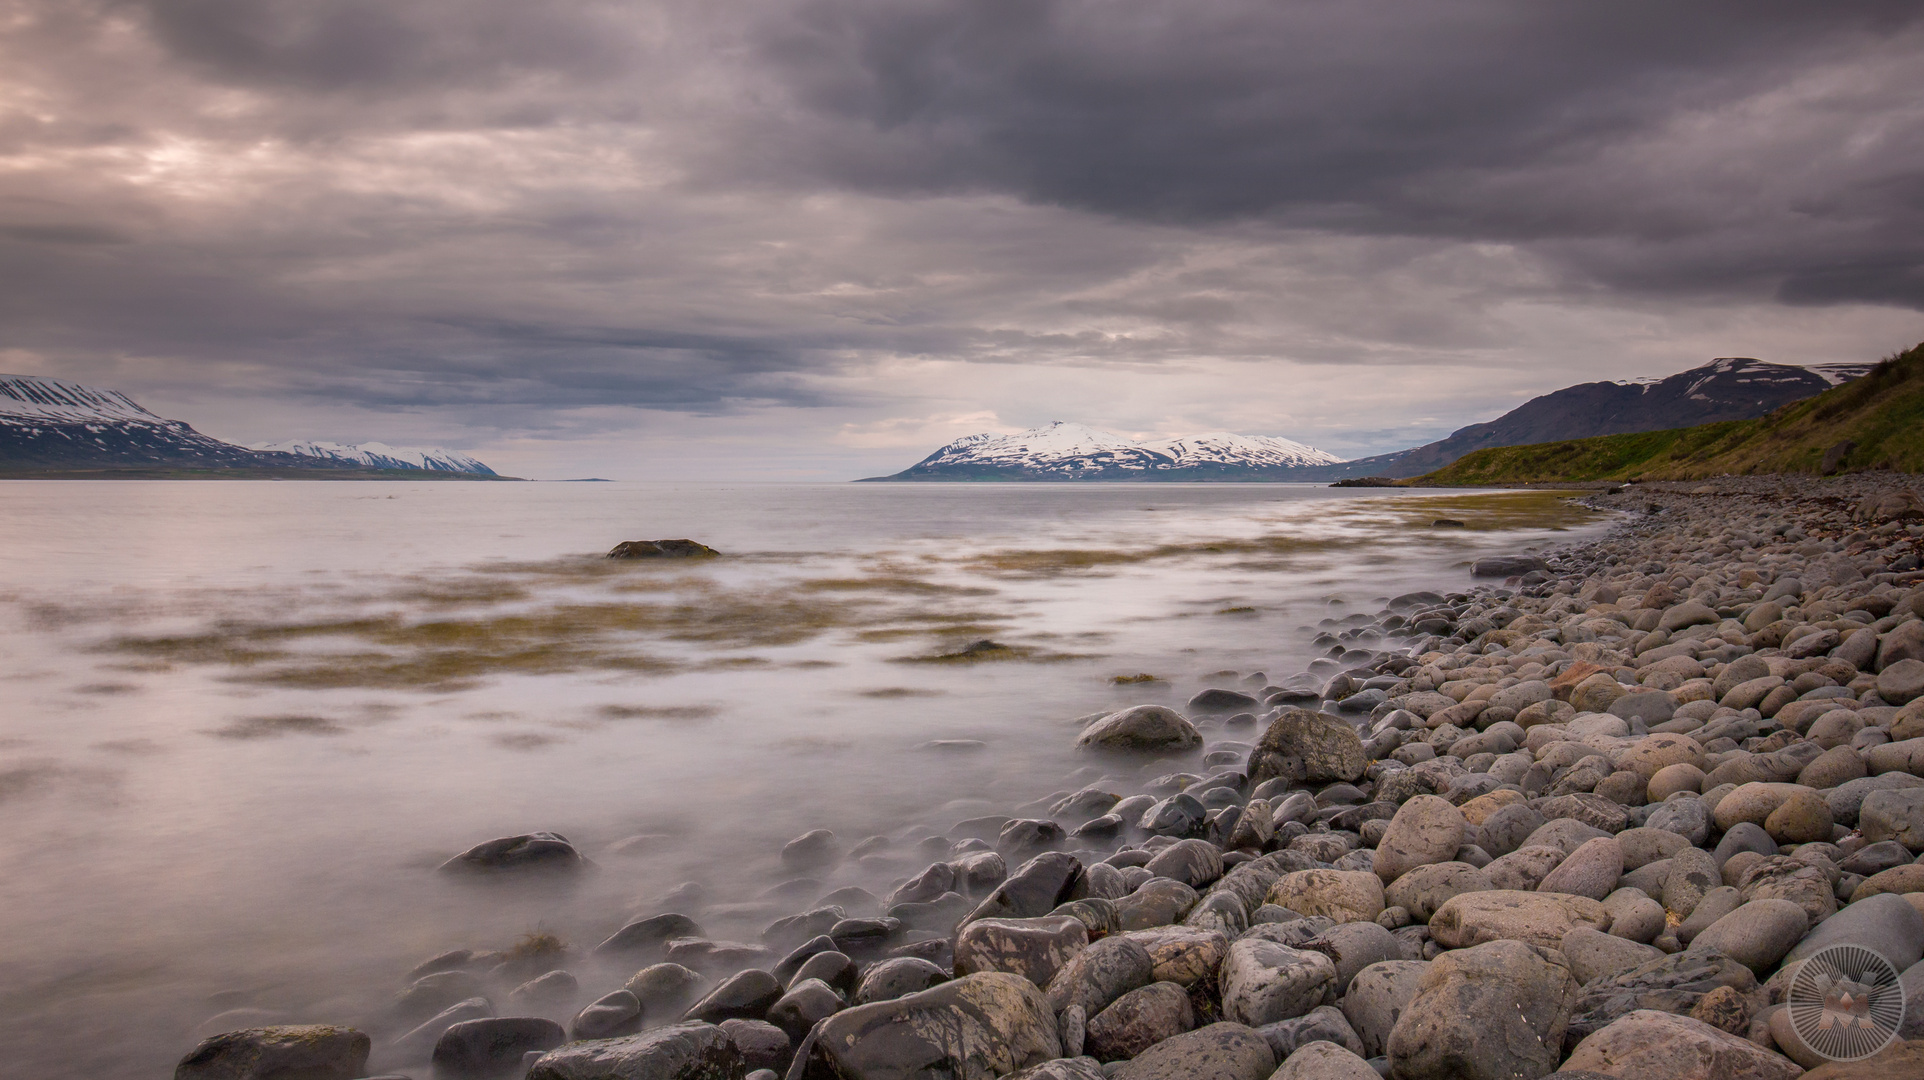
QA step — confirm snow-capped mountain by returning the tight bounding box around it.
[0,373,501,476]
[0,374,279,468]
[252,440,497,476]
[865,421,1342,481]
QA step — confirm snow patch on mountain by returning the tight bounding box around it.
[253,439,497,475]
[885,421,1340,479]
[1144,431,1342,468]
[0,375,165,424]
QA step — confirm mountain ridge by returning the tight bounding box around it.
[860,421,1342,481]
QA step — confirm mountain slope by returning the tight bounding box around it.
[864,421,1341,480]
[1417,342,1924,484]
[252,440,497,476]
[1342,357,1836,479]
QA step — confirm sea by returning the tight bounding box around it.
[0,480,1605,1076]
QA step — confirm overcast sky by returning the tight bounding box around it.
[5,1,1924,479]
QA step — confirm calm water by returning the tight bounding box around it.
[0,481,1602,1077]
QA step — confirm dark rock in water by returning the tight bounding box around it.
[887,862,957,907]
[571,990,643,1041]
[952,851,1010,897]
[788,951,858,996]
[718,1018,791,1074]
[781,829,840,870]
[1191,687,1259,711]
[763,907,844,948]
[828,917,900,955]
[684,969,783,1024]
[889,891,973,934]
[1076,705,1203,753]
[607,539,721,559]
[796,972,1060,1079]
[598,913,704,958]
[767,978,842,1042]
[394,970,489,1024]
[1470,555,1549,578]
[963,852,1088,926]
[1145,838,1225,889]
[624,963,708,1018]
[1432,519,1466,528]
[772,936,841,985]
[432,1018,566,1079]
[854,957,952,1005]
[1000,818,1067,857]
[526,1021,741,1080]
[1069,814,1124,842]
[393,997,493,1060]
[175,1025,370,1080]
[1138,793,1208,839]
[439,832,585,875]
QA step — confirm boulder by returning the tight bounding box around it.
[1800,1039,1924,1080]
[1254,1005,1365,1060]
[1373,796,1468,885]
[175,1026,370,1080]
[1077,706,1203,753]
[1113,878,1199,930]
[1538,837,1623,901]
[1384,862,1493,922]
[1561,926,1665,985]
[1122,927,1229,987]
[1107,1023,1274,1080]
[527,1021,742,1080]
[1045,935,1155,1018]
[607,539,720,559]
[1266,870,1385,924]
[964,853,1088,925]
[1218,939,1337,1027]
[432,1018,567,1079]
[1271,1040,1379,1080]
[796,973,1060,1080]
[853,957,950,1006]
[684,970,783,1025]
[598,914,705,958]
[1560,1009,1800,1080]
[1007,1059,1108,1080]
[1248,709,1367,787]
[1386,939,1578,1080]
[1341,960,1430,1058]
[1862,788,1924,852]
[439,832,585,875]
[955,917,1088,988]
[1145,839,1225,890]
[572,991,644,1042]
[1428,890,1611,950]
[1084,982,1196,1061]
[1566,949,1761,1047]
[1786,891,1924,971]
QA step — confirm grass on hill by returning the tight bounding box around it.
[1418,341,1924,485]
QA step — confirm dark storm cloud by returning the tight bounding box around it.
[1,0,1922,464]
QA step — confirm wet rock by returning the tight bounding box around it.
[439,832,585,875]
[1046,935,1155,1018]
[509,970,578,1009]
[797,972,1059,1079]
[1561,1009,1800,1080]
[394,971,489,1024]
[766,979,841,1043]
[1145,839,1224,889]
[625,964,708,1017]
[526,1021,742,1080]
[175,1026,370,1080]
[1108,1022,1274,1080]
[1051,897,1121,939]
[718,1019,791,1074]
[432,1018,567,1080]
[1218,938,1337,1027]
[964,852,1087,925]
[1248,708,1367,787]
[1084,981,1197,1061]
[852,957,950,1005]
[607,539,720,559]
[1138,794,1208,839]
[571,990,643,1042]
[782,830,840,871]
[393,998,493,1060]
[1077,706,1203,753]
[1386,939,1577,1080]
[598,914,705,959]
[1114,877,1200,930]
[1191,688,1259,711]
[1183,890,1248,935]
[1428,889,1611,950]
[683,969,783,1024]
[955,916,1089,988]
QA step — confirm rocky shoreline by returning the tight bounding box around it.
[178,474,1924,1080]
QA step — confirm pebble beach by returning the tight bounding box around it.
[176,474,1924,1080]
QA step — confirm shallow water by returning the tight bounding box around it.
[0,481,1604,1076]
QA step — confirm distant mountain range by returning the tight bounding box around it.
[0,375,499,476]
[861,422,1342,481]
[863,357,1865,482]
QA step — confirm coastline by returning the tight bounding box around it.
[177,473,1924,1079]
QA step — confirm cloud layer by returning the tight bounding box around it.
[3,1,1923,476]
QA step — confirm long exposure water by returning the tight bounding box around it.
[0,480,1607,1076]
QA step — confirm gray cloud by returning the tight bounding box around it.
[1,1,1922,476]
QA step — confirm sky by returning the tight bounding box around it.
[4,1,1924,480]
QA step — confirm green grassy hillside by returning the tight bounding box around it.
[1418,342,1924,485]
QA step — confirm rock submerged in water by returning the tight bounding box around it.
[607,539,721,559]
[175,1026,370,1080]
[1074,705,1202,753]
[439,832,586,875]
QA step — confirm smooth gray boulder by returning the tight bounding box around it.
[1108,1022,1274,1080]
[1271,1040,1378,1080]
[1218,938,1336,1027]
[175,1026,370,1080]
[528,1021,742,1080]
[795,973,1059,1079]
[1385,939,1578,1080]
[1341,960,1429,1059]
[1077,706,1202,753]
[1084,981,1196,1061]
[1783,891,1924,970]
[954,916,1088,988]
[1045,935,1155,1018]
